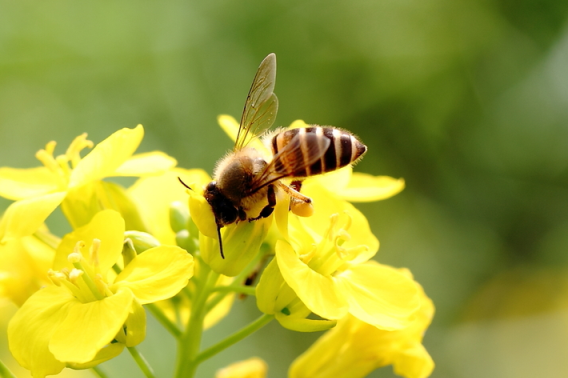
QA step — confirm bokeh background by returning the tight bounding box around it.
[2,0,568,377]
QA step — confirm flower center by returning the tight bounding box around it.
[34,134,94,189]
[304,212,368,276]
[48,239,111,303]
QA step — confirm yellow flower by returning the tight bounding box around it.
[7,210,194,377]
[128,168,211,245]
[257,186,419,331]
[0,125,176,242]
[216,357,268,378]
[0,228,56,306]
[289,275,435,378]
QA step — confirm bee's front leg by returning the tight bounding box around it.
[249,184,276,221]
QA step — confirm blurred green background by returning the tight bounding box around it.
[2,0,568,377]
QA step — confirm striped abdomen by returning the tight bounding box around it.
[270,126,367,177]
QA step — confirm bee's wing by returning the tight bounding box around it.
[247,133,331,195]
[235,53,278,151]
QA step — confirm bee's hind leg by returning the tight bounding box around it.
[276,181,314,217]
[249,184,276,221]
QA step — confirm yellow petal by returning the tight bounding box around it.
[113,245,194,304]
[311,166,352,194]
[275,312,337,332]
[216,357,268,378]
[66,343,125,370]
[338,173,405,202]
[0,191,67,243]
[188,187,218,239]
[299,181,379,263]
[69,125,144,188]
[393,343,435,378]
[276,241,348,320]
[124,299,146,347]
[7,286,75,377]
[0,236,54,306]
[129,168,211,244]
[0,167,61,200]
[113,151,177,176]
[49,288,134,363]
[255,258,283,315]
[273,192,290,240]
[336,263,420,330]
[53,210,125,274]
[61,181,146,231]
[201,217,271,277]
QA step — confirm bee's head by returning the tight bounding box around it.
[204,181,239,226]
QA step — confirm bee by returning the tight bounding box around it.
[183,53,367,258]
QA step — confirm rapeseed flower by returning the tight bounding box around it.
[7,210,193,377]
[0,125,175,242]
[289,271,434,378]
[0,228,56,306]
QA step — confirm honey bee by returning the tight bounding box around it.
[182,53,367,258]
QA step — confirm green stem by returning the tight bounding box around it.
[210,285,257,296]
[0,360,17,378]
[145,303,182,338]
[90,365,109,378]
[127,346,155,378]
[175,263,219,378]
[195,313,274,365]
[205,250,267,313]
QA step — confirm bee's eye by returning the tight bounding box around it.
[206,181,217,192]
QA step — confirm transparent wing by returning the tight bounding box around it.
[235,53,278,151]
[246,133,331,195]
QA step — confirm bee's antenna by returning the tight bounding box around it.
[216,225,225,259]
[177,177,193,191]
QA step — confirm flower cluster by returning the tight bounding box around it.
[0,118,434,378]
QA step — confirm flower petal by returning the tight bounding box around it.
[49,288,134,363]
[66,343,125,370]
[113,245,194,304]
[216,357,268,378]
[256,258,283,315]
[299,181,379,263]
[69,125,144,188]
[7,286,75,377]
[201,216,271,277]
[0,191,67,243]
[0,236,54,306]
[124,299,146,347]
[129,168,211,244]
[276,241,348,320]
[393,343,435,378]
[336,263,420,330]
[113,151,177,176]
[53,210,125,274]
[311,166,352,194]
[275,312,337,332]
[188,187,218,239]
[0,167,61,200]
[338,173,405,202]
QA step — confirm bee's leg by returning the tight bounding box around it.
[249,184,276,221]
[238,207,247,222]
[276,181,314,217]
[290,179,303,193]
